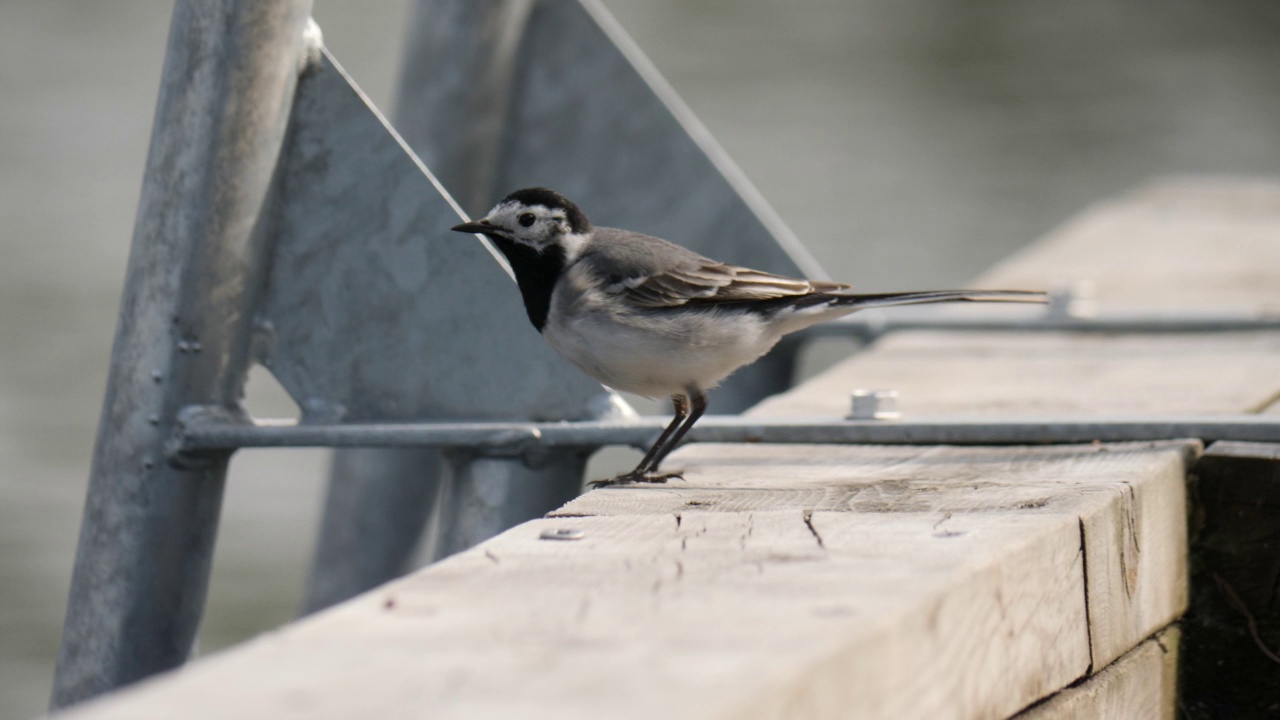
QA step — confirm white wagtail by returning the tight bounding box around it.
[452,187,1047,487]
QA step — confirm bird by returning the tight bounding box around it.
[452,187,1047,487]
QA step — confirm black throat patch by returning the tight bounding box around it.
[487,236,565,332]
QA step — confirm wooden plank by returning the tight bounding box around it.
[972,177,1280,312]
[61,511,1089,720]
[1015,627,1179,720]
[753,332,1280,418]
[754,176,1280,419]
[559,441,1193,673]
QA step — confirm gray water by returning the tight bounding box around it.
[2,1,1278,716]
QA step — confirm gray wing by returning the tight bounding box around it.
[583,227,846,309]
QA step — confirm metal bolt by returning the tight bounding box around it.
[849,389,900,421]
[150,369,164,382]
[539,527,585,541]
[1046,280,1097,320]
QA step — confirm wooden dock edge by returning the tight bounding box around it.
[49,179,1280,719]
[1015,627,1179,720]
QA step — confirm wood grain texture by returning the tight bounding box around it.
[61,511,1088,720]
[1015,628,1180,720]
[560,441,1193,672]
[687,176,1279,681]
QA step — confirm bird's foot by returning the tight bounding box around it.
[588,470,684,489]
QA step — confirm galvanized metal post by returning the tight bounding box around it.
[394,0,534,216]
[51,0,314,708]
[303,0,570,610]
[301,449,443,612]
[438,451,591,557]
[396,0,579,560]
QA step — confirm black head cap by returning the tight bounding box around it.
[502,187,591,233]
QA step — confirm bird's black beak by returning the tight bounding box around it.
[451,219,495,234]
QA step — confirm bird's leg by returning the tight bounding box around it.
[644,389,706,473]
[589,390,707,488]
[589,395,688,488]
[634,394,690,475]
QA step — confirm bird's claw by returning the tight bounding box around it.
[588,470,684,489]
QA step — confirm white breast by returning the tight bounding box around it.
[542,269,783,398]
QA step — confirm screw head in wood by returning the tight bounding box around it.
[1046,279,1097,319]
[849,389,900,420]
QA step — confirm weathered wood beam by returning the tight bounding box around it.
[560,441,1193,676]
[1015,628,1179,720]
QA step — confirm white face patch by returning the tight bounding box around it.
[481,201,574,254]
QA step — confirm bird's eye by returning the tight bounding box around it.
[518,212,536,228]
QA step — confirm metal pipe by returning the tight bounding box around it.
[810,310,1280,342]
[176,413,1280,453]
[51,0,314,708]
[301,0,591,612]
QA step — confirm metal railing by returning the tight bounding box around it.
[811,308,1280,341]
[176,413,1280,455]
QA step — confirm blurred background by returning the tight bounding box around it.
[2,0,1279,716]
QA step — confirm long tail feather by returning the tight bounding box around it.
[831,289,1048,310]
